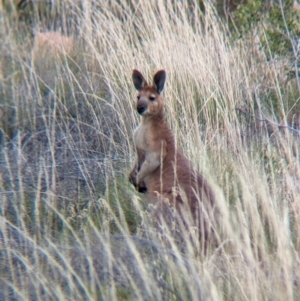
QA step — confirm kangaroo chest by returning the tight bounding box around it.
[134,123,153,151]
[134,121,171,168]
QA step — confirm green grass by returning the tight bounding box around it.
[0,1,300,300]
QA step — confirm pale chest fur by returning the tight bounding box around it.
[133,123,153,151]
[133,122,168,165]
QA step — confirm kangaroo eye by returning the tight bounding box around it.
[137,96,140,100]
[149,96,156,102]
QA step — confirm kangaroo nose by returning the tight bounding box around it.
[137,104,147,115]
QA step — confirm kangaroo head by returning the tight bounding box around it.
[132,69,166,117]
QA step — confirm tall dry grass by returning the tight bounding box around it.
[0,0,299,300]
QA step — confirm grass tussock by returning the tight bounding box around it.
[0,0,300,300]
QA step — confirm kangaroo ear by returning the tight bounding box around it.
[132,69,148,91]
[153,70,166,94]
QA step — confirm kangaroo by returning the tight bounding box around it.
[34,32,73,54]
[129,69,216,243]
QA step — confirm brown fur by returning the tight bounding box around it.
[129,69,216,243]
[34,32,73,54]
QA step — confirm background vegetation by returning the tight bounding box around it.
[0,0,299,300]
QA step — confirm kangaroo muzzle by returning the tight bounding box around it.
[137,103,148,115]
